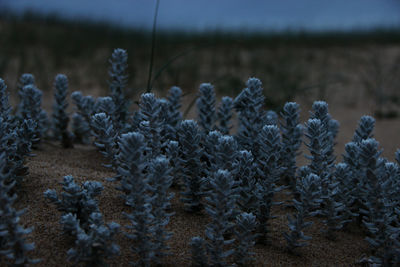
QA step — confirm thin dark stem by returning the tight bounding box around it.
[146,0,160,93]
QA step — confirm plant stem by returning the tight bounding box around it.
[146,0,160,93]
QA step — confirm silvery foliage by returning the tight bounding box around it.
[263,110,278,126]
[52,74,73,148]
[129,110,142,132]
[16,119,38,158]
[19,84,48,144]
[396,149,400,165]
[94,96,115,116]
[203,130,222,176]
[306,116,342,233]
[64,212,120,267]
[44,175,103,234]
[108,48,129,132]
[0,153,40,266]
[233,150,258,214]
[352,115,375,143]
[18,73,35,90]
[204,169,237,266]
[215,135,239,171]
[209,135,239,175]
[158,99,171,147]
[115,132,148,203]
[304,118,333,197]
[233,212,258,267]
[138,93,164,157]
[177,120,206,212]
[123,200,155,264]
[16,73,35,118]
[17,74,48,140]
[0,78,12,120]
[71,91,96,123]
[116,134,162,266]
[234,77,265,154]
[343,115,376,219]
[357,138,383,211]
[148,156,174,263]
[333,163,358,227]
[91,113,118,172]
[71,113,90,144]
[280,102,303,193]
[138,120,151,148]
[190,236,208,267]
[319,177,350,239]
[357,139,400,265]
[196,83,216,134]
[305,114,350,237]
[342,141,363,219]
[122,157,154,267]
[0,80,36,188]
[217,96,233,135]
[165,86,183,140]
[1,118,34,188]
[254,125,284,243]
[166,140,180,187]
[308,101,338,192]
[284,173,322,253]
[204,135,240,223]
[71,91,96,144]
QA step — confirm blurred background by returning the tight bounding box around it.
[1,1,400,153]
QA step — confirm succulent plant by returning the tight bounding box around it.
[177,120,205,212]
[217,96,233,135]
[108,48,129,132]
[196,83,216,134]
[52,74,73,148]
[44,175,103,233]
[204,169,237,266]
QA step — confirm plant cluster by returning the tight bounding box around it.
[52,74,73,148]
[0,78,41,265]
[3,47,400,266]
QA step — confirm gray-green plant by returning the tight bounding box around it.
[284,173,322,253]
[123,173,154,266]
[254,125,284,244]
[65,212,120,267]
[0,153,40,266]
[166,140,180,187]
[177,120,205,212]
[234,78,265,154]
[217,96,233,135]
[165,86,183,140]
[91,112,118,172]
[233,150,258,215]
[19,84,48,145]
[196,83,216,134]
[204,169,237,266]
[280,102,303,193]
[108,48,129,132]
[44,175,103,233]
[138,93,163,157]
[71,91,96,143]
[52,74,73,148]
[233,212,258,266]
[352,115,375,143]
[148,156,174,264]
[115,132,148,204]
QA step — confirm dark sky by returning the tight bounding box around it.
[2,0,400,31]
